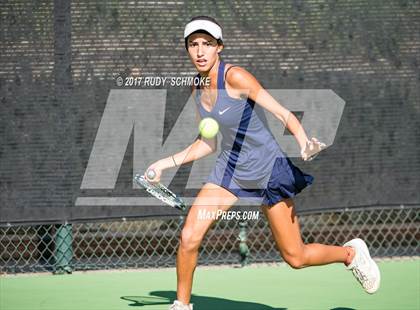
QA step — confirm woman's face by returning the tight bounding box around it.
[187,32,223,73]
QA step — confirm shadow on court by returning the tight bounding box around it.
[121,291,287,309]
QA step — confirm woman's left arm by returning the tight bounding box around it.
[226,67,308,150]
[226,67,326,160]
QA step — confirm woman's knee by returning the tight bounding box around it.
[180,226,204,252]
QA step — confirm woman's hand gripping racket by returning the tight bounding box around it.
[301,137,326,161]
[134,169,186,211]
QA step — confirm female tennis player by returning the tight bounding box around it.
[145,16,381,310]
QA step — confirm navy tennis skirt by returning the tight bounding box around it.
[208,156,313,206]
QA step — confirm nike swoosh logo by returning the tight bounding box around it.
[218,107,231,115]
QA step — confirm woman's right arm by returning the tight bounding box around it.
[158,135,217,170]
[144,105,217,181]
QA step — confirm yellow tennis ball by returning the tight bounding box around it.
[199,117,219,139]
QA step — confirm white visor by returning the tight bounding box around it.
[184,19,223,40]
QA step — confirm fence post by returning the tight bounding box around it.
[54,223,73,274]
[238,220,250,266]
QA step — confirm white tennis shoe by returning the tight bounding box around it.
[343,238,381,294]
[169,300,193,310]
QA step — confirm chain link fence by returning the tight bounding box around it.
[1,205,418,274]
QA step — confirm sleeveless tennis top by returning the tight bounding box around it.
[195,60,313,203]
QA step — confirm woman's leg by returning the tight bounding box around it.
[177,183,238,304]
[262,198,354,268]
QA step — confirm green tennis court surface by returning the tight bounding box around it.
[1,260,418,310]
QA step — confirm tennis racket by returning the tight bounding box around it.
[134,170,186,211]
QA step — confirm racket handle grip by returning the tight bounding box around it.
[146,169,156,180]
